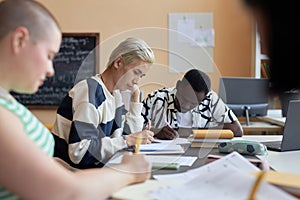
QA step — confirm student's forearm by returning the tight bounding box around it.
[125,102,144,132]
[74,167,135,199]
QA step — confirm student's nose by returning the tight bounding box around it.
[46,62,55,77]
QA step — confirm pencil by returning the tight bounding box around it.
[147,120,151,130]
[135,134,142,154]
[248,170,266,200]
[164,119,172,129]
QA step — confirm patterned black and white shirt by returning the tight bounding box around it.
[142,87,238,129]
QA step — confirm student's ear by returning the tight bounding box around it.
[11,27,29,54]
[113,56,123,69]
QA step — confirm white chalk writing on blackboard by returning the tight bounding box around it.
[11,33,99,107]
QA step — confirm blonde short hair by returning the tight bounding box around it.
[107,37,155,67]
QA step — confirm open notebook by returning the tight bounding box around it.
[112,152,297,200]
[263,100,300,152]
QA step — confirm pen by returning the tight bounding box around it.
[164,119,172,129]
[135,134,142,154]
[147,120,151,130]
[121,146,135,153]
[151,140,160,143]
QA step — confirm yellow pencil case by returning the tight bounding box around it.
[192,129,234,139]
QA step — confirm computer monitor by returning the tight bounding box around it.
[218,77,270,126]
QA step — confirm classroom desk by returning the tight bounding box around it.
[112,135,300,199]
[239,117,284,135]
[152,135,283,176]
[241,121,283,135]
[151,144,214,176]
[239,109,286,135]
[152,134,300,177]
[239,110,285,135]
[243,135,300,175]
[261,150,300,175]
[257,109,286,127]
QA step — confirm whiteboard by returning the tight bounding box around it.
[168,13,214,73]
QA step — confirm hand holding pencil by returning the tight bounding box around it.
[147,120,151,131]
[153,120,179,140]
[135,134,142,154]
[135,120,153,153]
[135,120,152,153]
[125,121,154,147]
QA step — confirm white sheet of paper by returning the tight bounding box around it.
[112,152,296,200]
[149,165,296,200]
[107,155,197,167]
[154,137,190,145]
[136,143,184,154]
[257,150,300,175]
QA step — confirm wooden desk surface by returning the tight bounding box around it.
[239,110,286,134]
[152,134,281,176]
[113,135,300,200]
[238,116,283,135]
[241,121,283,133]
[151,145,215,176]
[152,135,284,177]
[257,109,286,127]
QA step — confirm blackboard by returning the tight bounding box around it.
[11,33,99,108]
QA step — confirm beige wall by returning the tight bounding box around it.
[33,0,255,124]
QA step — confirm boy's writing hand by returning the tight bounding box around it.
[154,125,179,140]
[125,130,154,146]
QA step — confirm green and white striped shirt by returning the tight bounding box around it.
[0,89,54,200]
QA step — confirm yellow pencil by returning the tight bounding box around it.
[147,120,151,130]
[248,170,266,200]
[135,134,142,154]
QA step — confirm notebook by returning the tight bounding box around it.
[263,100,300,152]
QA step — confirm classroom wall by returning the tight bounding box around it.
[32,0,255,124]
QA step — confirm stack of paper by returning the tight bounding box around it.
[106,154,197,167]
[138,143,184,154]
[112,152,297,200]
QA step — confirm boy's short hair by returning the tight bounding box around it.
[107,37,155,67]
[0,0,60,41]
[182,69,211,94]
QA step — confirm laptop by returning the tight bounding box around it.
[263,100,300,152]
